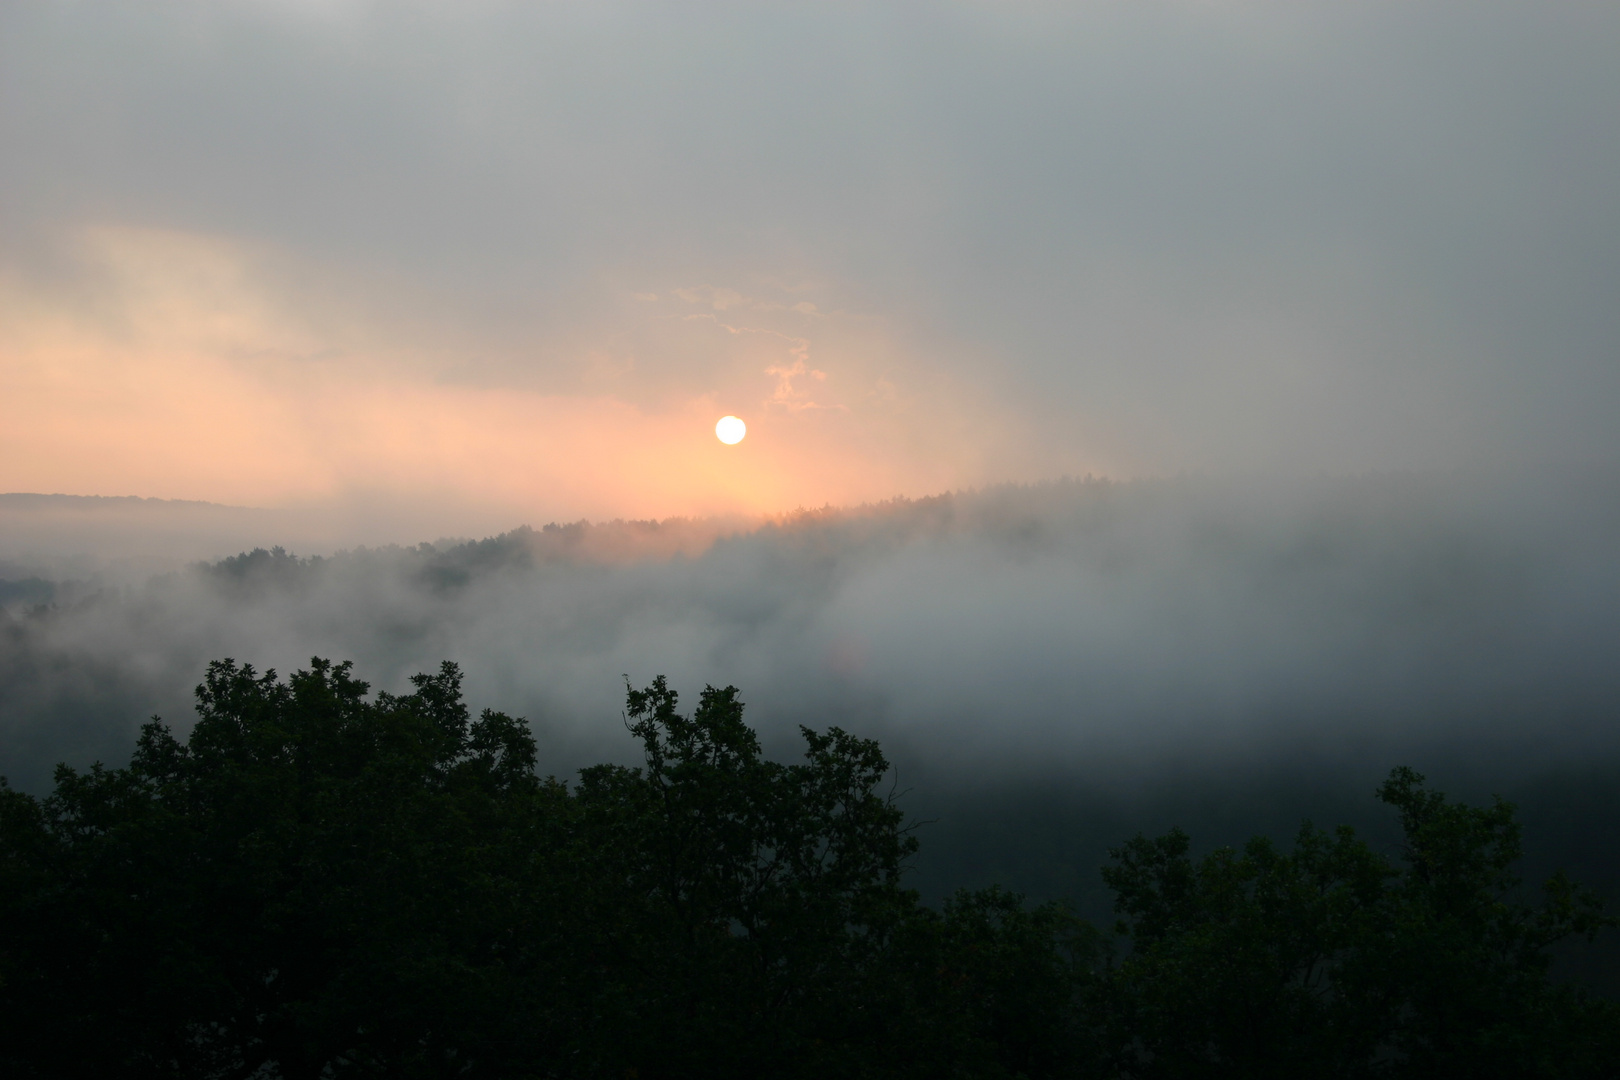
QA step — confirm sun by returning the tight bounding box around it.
[715,415,747,445]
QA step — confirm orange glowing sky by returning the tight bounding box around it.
[4,2,1617,530]
[0,227,1017,523]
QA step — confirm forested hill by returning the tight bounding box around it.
[2,657,1616,1078]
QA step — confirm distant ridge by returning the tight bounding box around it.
[0,493,251,511]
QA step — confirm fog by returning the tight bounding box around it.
[6,470,1618,788]
[8,470,1620,990]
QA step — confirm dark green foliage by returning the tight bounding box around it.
[1372,767,1616,1078]
[560,677,927,1076]
[1101,769,1620,1079]
[0,658,550,1077]
[1,660,1616,1078]
[1103,822,1395,1077]
[868,887,1105,1079]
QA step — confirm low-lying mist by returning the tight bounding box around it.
[5,470,1620,948]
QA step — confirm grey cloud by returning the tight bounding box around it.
[3,2,1617,476]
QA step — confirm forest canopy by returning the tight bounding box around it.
[1,658,1616,1079]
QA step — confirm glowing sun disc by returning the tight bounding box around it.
[715,415,747,445]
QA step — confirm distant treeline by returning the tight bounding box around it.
[1,660,1615,1079]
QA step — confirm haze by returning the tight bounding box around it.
[3,3,1620,963]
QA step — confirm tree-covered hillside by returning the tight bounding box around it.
[1,659,1615,1078]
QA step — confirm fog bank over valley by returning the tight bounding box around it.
[8,470,1620,984]
[5,470,1617,791]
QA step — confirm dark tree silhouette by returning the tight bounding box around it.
[1,658,1614,1078]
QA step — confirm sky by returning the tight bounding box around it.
[4,1,1618,525]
